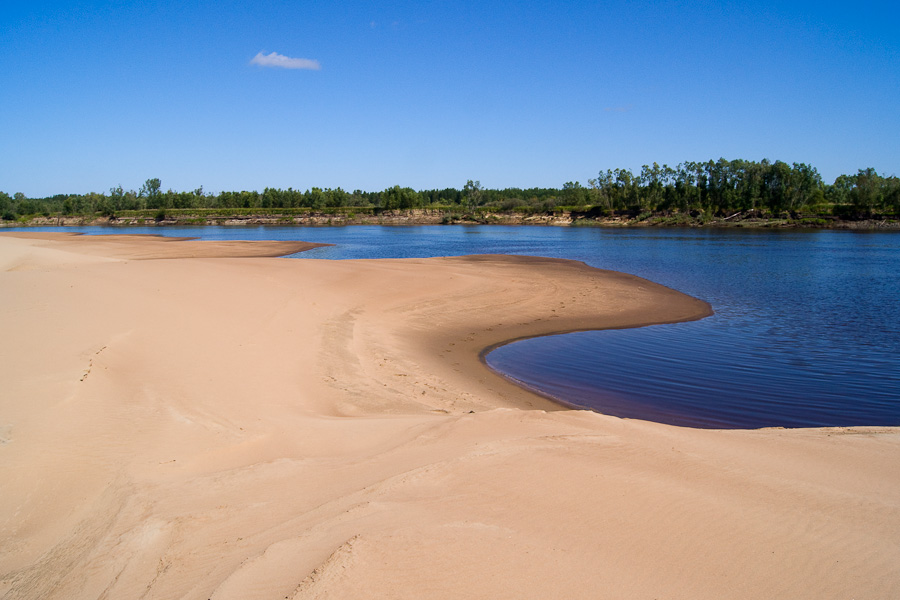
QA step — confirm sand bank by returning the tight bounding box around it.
[0,232,897,599]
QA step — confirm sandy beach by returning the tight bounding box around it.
[1,232,897,599]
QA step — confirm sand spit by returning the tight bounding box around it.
[0,231,327,260]
[0,232,897,599]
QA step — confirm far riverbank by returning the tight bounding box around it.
[4,207,900,230]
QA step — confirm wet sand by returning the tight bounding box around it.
[1,232,897,599]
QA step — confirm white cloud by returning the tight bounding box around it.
[250,51,321,70]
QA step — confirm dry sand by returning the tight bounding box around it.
[0,232,897,599]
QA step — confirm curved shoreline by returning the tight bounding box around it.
[1,232,897,600]
[476,295,714,413]
[358,253,715,415]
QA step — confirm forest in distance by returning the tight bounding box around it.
[3,158,899,226]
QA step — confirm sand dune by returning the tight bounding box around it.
[0,232,897,599]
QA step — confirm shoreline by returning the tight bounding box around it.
[477,294,714,414]
[4,209,899,230]
[1,232,897,599]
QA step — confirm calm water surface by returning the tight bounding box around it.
[14,225,900,428]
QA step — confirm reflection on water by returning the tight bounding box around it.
[12,225,900,428]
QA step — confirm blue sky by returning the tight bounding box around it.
[2,0,898,197]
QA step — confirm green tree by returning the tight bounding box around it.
[325,187,350,208]
[381,185,421,210]
[885,176,900,214]
[305,187,326,209]
[853,168,884,215]
[141,178,163,209]
[109,185,127,211]
[611,168,638,210]
[562,181,588,206]
[463,180,483,211]
[593,170,616,209]
[0,192,14,219]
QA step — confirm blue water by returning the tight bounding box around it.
[11,225,900,428]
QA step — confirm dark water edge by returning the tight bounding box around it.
[7,225,900,429]
[485,321,900,429]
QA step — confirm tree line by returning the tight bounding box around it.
[580,160,899,217]
[2,159,898,221]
